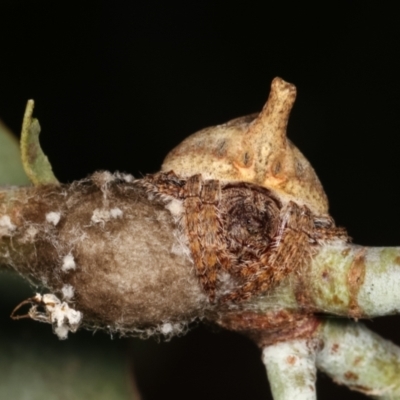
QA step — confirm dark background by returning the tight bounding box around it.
[1,2,400,399]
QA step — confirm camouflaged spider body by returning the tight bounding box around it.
[142,171,347,303]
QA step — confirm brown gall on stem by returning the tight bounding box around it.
[162,77,328,215]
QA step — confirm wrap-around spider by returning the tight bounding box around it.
[140,170,348,303]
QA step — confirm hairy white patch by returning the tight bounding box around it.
[114,172,134,183]
[110,207,123,218]
[20,225,38,243]
[61,284,75,300]
[92,207,123,224]
[0,215,15,236]
[160,322,173,334]
[91,208,110,224]
[159,322,185,336]
[165,198,184,219]
[46,211,61,226]
[62,253,76,272]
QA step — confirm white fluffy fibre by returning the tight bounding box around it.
[0,215,15,236]
[46,211,61,226]
[114,172,134,183]
[62,253,76,272]
[110,207,123,218]
[20,225,38,243]
[91,207,123,224]
[61,284,75,300]
[164,198,193,259]
[33,293,82,340]
[165,198,184,219]
[159,322,184,335]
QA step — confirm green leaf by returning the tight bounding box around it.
[20,100,59,185]
[0,120,30,186]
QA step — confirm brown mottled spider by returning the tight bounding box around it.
[140,171,348,303]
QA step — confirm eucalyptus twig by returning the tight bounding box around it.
[2,77,400,398]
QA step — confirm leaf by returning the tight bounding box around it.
[20,100,59,185]
[0,120,30,186]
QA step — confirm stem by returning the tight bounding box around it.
[308,242,400,318]
[316,319,400,399]
[262,339,317,400]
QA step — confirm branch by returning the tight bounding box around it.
[317,320,400,398]
[262,339,317,400]
[3,77,400,399]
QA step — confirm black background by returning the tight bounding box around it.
[1,2,400,399]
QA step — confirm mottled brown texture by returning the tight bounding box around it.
[138,171,348,306]
[217,310,321,347]
[347,249,366,319]
[344,371,359,381]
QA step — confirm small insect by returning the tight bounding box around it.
[11,293,82,339]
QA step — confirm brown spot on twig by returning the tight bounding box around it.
[322,270,329,280]
[344,371,359,381]
[286,355,296,365]
[353,356,363,366]
[341,247,351,257]
[347,249,366,319]
[331,343,340,354]
[217,310,321,347]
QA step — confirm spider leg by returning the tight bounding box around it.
[183,176,225,302]
[197,179,223,301]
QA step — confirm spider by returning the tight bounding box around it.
[139,171,348,303]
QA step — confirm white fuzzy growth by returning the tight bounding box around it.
[159,322,185,336]
[165,198,184,219]
[165,199,192,259]
[91,207,123,224]
[91,208,110,224]
[0,215,15,236]
[46,211,61,226]
[123,174,134,182]
[62,253,76,272]
[114,172,134,183]
[20,225,38,243]
[160,323,173,335]
[262,339,317,400]
[110,207,123,218]
[39,294,82,340]
[61,284,75,300]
